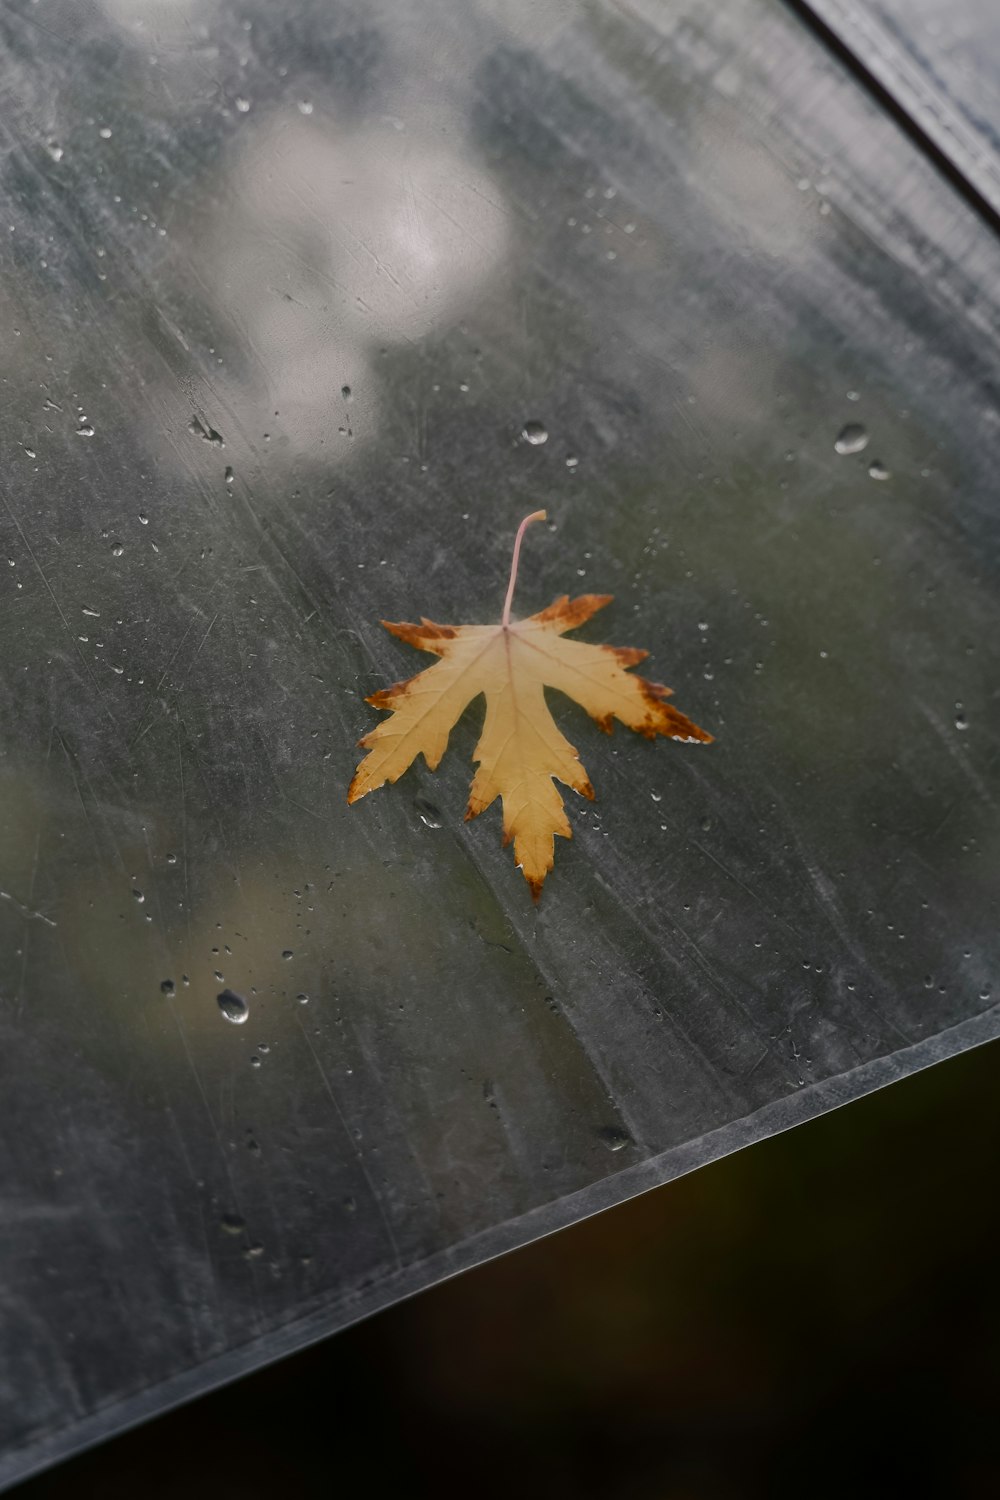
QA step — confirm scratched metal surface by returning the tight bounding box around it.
[2,0,1000,1485]
[803,0,1000,219]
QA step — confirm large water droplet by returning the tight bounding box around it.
[868,460,891,481]
[188,415,224,448]
[521,420,548,446]
[597,1125,633,1152]
[217,988,249,1024]
[834,423,868,455]
[415,796,442,829]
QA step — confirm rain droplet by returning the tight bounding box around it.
[415,797,442,829]
[224,466,234,485]
[868,460,891,481]
[597,1125,633,1152]
[160,979,175,996]
[75,422,95,439]
[834,423,868,455]
[111,542,124,557]
[46,142,64,162]
[565,455,579,468]
[297,101,314,115]
[220,1213,245,1234]
[296,993,309,1005]
[955,705,968,730]
[521,420,548,446]
[217,989,249,1024]
[281,949,293,960]
[188,415,224,448]
[235,97,251,113]
[341,385,352,400]
[132,888,145,903]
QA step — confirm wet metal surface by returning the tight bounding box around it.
[1,0,999,1484]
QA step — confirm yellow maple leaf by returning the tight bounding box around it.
[348,510,713,896]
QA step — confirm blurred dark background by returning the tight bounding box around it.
[15,1037,998,1500]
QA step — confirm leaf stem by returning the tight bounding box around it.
[502,510,547,626]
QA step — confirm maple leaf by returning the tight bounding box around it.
[348,510,713,897]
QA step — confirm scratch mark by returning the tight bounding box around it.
[176,720,192,948]
[0,889,57,927]
[294,1015,403,1268]
[918,702,999,815]
[129,616,199,751]
[0,485,121,732]
[173,611,219,696]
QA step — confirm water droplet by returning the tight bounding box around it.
[700,815,712,832]
[98,126,112,139]
[188,415,224,448]
[224,466,234,485]
[296,992,309,1004]
[245,1242,264,1258]
[297,100,314,115]
[217,988,249,1024]
[834,423,868,455]
[521,420,548,446]
[341,385,352,400]
[75,422,95,439]
[846,389,861,402]
[166,852,177,865]
[281,949,294,961]
[235,97,251,113]
[415,797,442,829]
[250,1055,261,1068]
[111,542,124,557]
[221,1213,245,1234]
[160,979,175,996]
[868,460,891,481]
[955,705,968,730]
[45,142,64,162]
[650,791,662,803]
[22,445,36,459]
[597,1125,633,1152]
[565,455,579,468]
[138,513,149,525]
